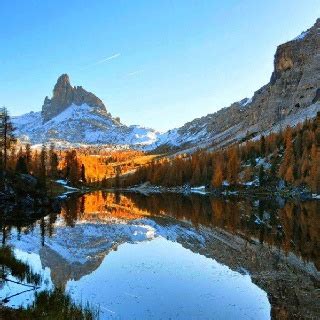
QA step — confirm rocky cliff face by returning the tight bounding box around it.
[156,18,320,151]
[13,74,159,147]
[42,74,106,122]
[259,18,320,126]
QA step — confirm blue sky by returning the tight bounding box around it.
[1,0,320,131]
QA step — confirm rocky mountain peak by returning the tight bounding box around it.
[271,18,320,85]
[42,74,107,122]
[156,18,320,151]
[53,74,71,93]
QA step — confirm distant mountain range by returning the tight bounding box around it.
[13,18,320,151]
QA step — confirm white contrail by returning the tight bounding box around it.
[94,53,121,65]
[83,53,121,68]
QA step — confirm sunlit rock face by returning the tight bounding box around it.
[156,19,320,151]
[42,74,106,122]
[267,18,320,115]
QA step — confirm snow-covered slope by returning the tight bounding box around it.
[152,102,320,152]
[12,74,160,148]
[13,103,159,147]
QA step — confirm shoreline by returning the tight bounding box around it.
[92,183,320,201]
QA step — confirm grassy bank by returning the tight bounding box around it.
[0,246,99,320]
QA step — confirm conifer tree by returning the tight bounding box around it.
[201,165,208,185]
[38,144,47,189]
[259,165,265,186]
[25,143,32,172]
[8,145,17,171]
[81,164,86,183]
[260,135,266,156]
[285,165,294,184]
[212,153,224,188]
[114,166,121,188]
[0,107,16,173]
[49,143,59,178]
[191,164,201,186]
[226,147,240,185]
[310,143,320,192]
[279,127,295,183]
[65,150,80,185]
[15,156,28,174]
[32,150,40,176]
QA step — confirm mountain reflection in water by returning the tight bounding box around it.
[1,192,319,319]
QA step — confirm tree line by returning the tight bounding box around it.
[0,107,145,190]
[1,106,319,193]
[0,107,85,191]
[119,112,320,193]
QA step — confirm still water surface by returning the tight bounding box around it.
[1,192,320,319]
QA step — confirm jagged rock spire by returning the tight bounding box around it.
[42,74,106,122]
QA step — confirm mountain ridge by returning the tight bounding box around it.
[13,75,159,148]
[153,18,320,151]
[12,18,320,150]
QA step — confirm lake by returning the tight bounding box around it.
[1,192,320,319]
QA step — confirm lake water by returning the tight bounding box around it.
[1,192,320,319]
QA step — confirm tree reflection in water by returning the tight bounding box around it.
[0,192,319,319]
[57,192,320,271]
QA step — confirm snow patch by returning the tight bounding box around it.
[293,30,309,41]
[239,98,252,108]
[190,186,208,195]
[13,104,159,148]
